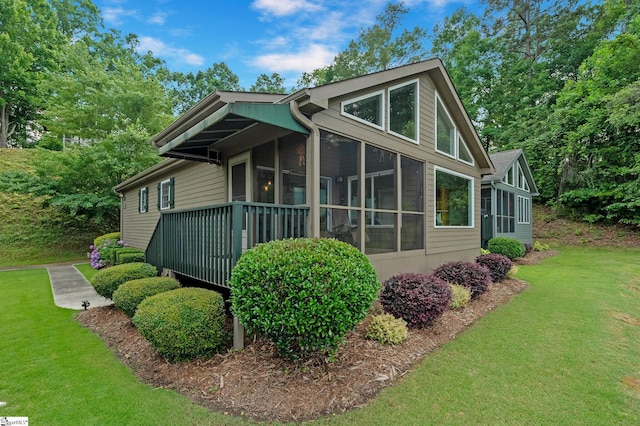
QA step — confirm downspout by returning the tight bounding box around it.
[290,99,321,238]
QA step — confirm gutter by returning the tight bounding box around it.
[289,99,321,237]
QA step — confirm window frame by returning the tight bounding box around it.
[434,166,474,228]
[457,135,474,166]
[435,93,457,159]
[517,163,530,191]
[340,90,385,131]
[138,186,148,213]
[496,189,515,233]
[518,195,531,224]
[159,178,173,211]
[387,79,419,144]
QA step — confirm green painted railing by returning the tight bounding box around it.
[145,201,309,287]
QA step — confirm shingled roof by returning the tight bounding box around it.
[482,149,539,195]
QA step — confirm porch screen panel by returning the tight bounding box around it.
[280,134,306,205]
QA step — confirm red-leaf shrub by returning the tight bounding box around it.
[432,261,491,299]
[476,253,513,283]
[380,273,451,329]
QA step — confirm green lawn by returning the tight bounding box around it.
[2,247,639,425]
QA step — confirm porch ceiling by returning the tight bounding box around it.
[157,102,309,163]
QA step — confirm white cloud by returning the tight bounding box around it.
[137,36,205,66]
[147,11,170,25]
[102,7,137,25]
[253,43,336,73]
[251,0,321,17]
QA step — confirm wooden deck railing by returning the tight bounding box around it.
[145,201,309,287]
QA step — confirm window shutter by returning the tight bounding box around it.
[169,177,175,208]
[138,189,142,213]
[144,187,149,212]
[157,182,161,210]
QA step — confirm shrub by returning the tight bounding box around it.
[476,253,513,283]
[133,287,227,362]
[87,234,128,269]
[380,273,451,329]
[508,264,519,278]
[94,232,120,247]
[534,241,551,251]
[432,261,491,299]
[91,262,158,299]
[365,314,408,345]
[487,237,526,260]
[229,238,380,361]
[114,248,145,265]
[112,277,181,317]
[449,284,471,310]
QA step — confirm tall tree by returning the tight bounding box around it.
[0,0,64,148]
[168,62,240,114]
[41,31,173,141]
[298,2,427,87]
[250,73,287,93]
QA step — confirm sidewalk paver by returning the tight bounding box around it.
[47,264,113,310]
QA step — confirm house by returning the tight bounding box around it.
[114,59,495,291]
[480,149,539,248]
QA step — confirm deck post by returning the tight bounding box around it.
[231,202,245,349]
[233,316,245,350]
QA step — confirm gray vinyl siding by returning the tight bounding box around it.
[490,182,533,246]
[120,161,226,250]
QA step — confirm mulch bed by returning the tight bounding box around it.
[76,252,550,423]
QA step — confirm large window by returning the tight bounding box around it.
[497,189,515,233]
[388,80,418,143]
[517,163,530,191]
[435,167,473,227]
[436,93,475,166]
[319,130,424,253]
[158,178,174,210]
[436,97,455,156]
[518,195,531,224]
[341,91,384,130]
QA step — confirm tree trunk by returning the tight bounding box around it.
[0,103,16,148]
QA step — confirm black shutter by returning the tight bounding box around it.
[144,187,149,212]
[169,177,175,208]
[138,189,141,213]
[157,182,161,210]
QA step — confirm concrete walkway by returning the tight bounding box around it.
[47,264,113,310]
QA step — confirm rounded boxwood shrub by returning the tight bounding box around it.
[380,273,451,329]
[476,253,513,283]
[132,287,227,362]
[93,232,120,248]
[365,313,408,345]
[449,284,471,310]
[432,261,491,299]
[487,237,526,260]
[112,277,181,317]
[91,262,157,299]
[229,238,380,361]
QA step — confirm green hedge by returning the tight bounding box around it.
[94,232,120,248]
[488,237,526,260]
[112,277,181,317]
[230,238,380,360]
[132,287,227,362]
[91,262,158,299]
[114,248,145,265]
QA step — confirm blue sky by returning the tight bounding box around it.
[95,0,479,89]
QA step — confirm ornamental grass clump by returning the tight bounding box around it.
[379,273,451,329]
[112,276,181,317]
[91,262,157,299]
[133,287,227,362]
[487,237,526,260]
[449,284,472,310]
[476,253,513,282]
[229,238,380,361]
[432,261,491,299]
[365,313,408,345]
